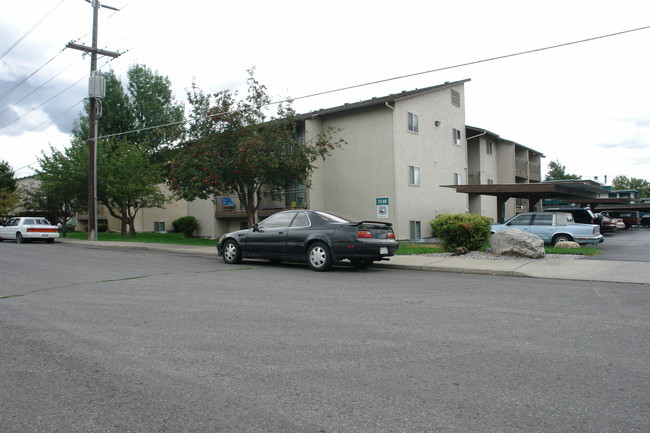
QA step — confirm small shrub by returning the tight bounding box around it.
[430,213,492,252]
[98,223,108,233]
[172,216,199,238]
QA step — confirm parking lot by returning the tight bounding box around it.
[586,226,650,262]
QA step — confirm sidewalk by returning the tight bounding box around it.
[57,238,650,285]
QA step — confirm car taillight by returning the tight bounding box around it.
[357,230,373,239]
[387,232,395,239]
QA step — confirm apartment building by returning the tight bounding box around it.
[103,79,545,240]
[465,126,544,221]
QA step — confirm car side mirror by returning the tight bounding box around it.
[252,223,260,232]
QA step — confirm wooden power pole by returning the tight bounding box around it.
[67,0,120,241]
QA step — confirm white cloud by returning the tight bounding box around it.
[1,0,649,182]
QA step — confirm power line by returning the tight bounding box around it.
[0,49,68,101]
[0,1,214,134]
[0,76,87,130]
[291,24,650,103]
[0,0,65,61]
[4,23,650,174]
[1,56,118,136]
[0,57,83,118]
[94,24,650,142]
[107,0,245,59]
[29,98,84,133]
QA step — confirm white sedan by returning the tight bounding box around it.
[0,217,60,243]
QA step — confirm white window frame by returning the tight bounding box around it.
[486,141,493,154]
[407,112,419,133]
[453,128,462,145]
[409,165,420,186]
[409,220,422,240]
[454,173,462,185]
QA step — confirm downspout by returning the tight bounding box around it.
[385,102,400,238]
[465,130,487,141]
[465,130,487,173]
[464,130,488,217]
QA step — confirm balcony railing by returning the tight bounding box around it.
[515,157,528,178]
[515,158,541,181]
[529,162,541,181]
[216,190,308,218]
[467,170,481,185]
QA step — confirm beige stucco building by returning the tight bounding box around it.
[100,79,544,240]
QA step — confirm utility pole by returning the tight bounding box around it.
[67,0,120,241]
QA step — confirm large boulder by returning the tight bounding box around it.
[554,240,580,249]
[489,229,545,259]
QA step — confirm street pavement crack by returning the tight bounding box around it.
[0,267,259,300]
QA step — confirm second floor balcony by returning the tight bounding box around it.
[216,189,308,218]
[468,170,481,185]
[515,158,541,182]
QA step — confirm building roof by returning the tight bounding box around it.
[300,79,471,119]
[466,125,545,158]
[445,180,612,200]
[443,180,627,222]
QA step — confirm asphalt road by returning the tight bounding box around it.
[1,242,649,433]
[586,226,650,261]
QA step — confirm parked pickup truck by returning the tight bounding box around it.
[491,212,604,245]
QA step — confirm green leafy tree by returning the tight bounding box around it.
[72,64,184,235]
[97,140,167,237]
[167,69,345,226]
[33,142,88,235]
[544,160,581,181]
[126,64,185,158]
[0,160,18,192]
[611,175,650,198]
[0,161,20,218]
[73,65,183,155]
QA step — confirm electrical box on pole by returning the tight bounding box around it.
[88,71,106,99]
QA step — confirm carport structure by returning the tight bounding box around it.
[444,180,627,222]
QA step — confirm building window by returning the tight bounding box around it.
[486,141,493,154]
[453,173,462,185]
[409,165,420,186]
[410,220,421,240]
[451,89,461,108]
[408,112,419,133]
[154,221,165,233]
[453,128,462,145]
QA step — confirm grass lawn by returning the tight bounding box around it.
[61,234,600,256]
[64,231,217,247]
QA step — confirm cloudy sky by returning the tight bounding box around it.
[2,0,649,183]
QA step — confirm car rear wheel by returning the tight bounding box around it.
[552,234,572,244]
[307,242,332,272]
[16,232,24,244]
[222,240,242,264]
